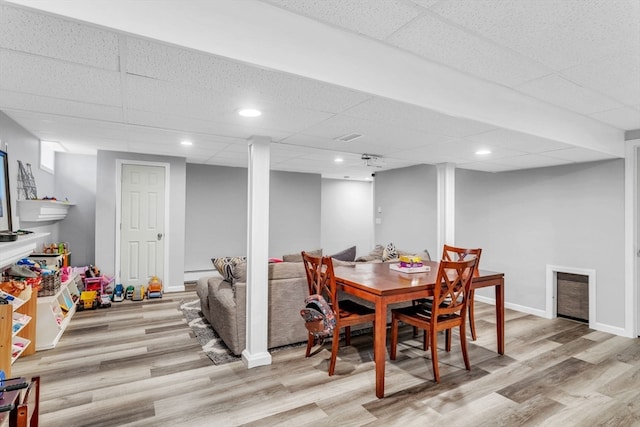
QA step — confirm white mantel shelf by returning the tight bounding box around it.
[0,232,50,269]
[17,200,75,222]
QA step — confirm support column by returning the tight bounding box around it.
[436,163,456,260]
[242,135,272,368]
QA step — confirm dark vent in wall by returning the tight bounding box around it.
[557,272,589,323]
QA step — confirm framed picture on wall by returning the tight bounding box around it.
[0,150,13,232]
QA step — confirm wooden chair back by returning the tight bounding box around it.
[301,252,338,309]
[432,258,477,319]
[442,245,482,276]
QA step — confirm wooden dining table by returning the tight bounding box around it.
[333,260,505,398]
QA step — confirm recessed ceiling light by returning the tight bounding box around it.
[475,149,492,155]
[180,140,193,146]
[334,157,344,163]
[238,108,262,117]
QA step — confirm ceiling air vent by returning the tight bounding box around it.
[335,133,363,142]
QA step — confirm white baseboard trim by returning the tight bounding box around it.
[183,269,218,282]
[165,284,185,293]
[592,322,631,337]
[474,294,547,318]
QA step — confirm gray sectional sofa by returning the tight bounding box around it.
[196,246,431,355]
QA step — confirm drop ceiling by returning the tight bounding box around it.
[0,0,638,180]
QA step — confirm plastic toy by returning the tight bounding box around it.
[131,285,145,301]
[98,293,111,308]
[77,291,98,311]
[111,283,124,302]
[146,276,163,299]
[125,285,135,300]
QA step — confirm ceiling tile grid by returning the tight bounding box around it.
[263,0,421,40]
[0,50,122,106]
[384,12,553,88]
[0,4,120,70]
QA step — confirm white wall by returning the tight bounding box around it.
[456,160,625,329]
[321,178,373,258]
[0,111,57,244]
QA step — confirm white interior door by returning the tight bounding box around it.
[120,164,165,287]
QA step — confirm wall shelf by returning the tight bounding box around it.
[17,200,75,222]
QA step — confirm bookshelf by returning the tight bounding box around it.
[36,271,81,350]
[0,290,34,378]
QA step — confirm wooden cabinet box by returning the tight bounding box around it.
[557,272,589,322]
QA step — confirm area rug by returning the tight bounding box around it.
[180,299,241,365]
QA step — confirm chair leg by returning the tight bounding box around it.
[328,327,341,376]
[390,317,398,360]
[423,329,428,351]
[305,333,314,357]
[469,290,477,341]
[430,328,440,383]
[345,326,352,346]
[460,323,471,371]
[445,328,452,352]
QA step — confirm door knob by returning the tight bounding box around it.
[157,233,163,240]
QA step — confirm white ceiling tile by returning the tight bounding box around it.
[431,0,640,70]
[0,4,120,70]
[0,90,124,122]
[127,37,372,114]
[386,13,552,87]
[343,97,496,138]
[465,129,572,153]
[263,0,421,39]
[0,50,122,106]
[541,147,619,162]
[561,54,640,107]
[589,107,640,130]
[408,0,440,10]
[516,74,623,115]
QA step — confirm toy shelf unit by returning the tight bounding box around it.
[0,289,35,377]
[36,271,81,350]
[17,199,75,222]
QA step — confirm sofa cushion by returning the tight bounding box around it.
[211,256,246,283]
[355,244,384,262]
[268,262,306,280]
[282,248,322,263]
[331,245,356,262]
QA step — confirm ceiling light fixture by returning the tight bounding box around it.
[238,108,262,117]
[334,157,344,163]
[475,149,492,155]
[181,140,193,146]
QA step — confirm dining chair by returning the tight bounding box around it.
[301,251,376,376]
[441,245,482,341]
[390,257,478,383]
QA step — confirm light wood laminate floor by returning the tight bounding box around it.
[12,286,640,426]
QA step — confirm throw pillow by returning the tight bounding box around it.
[382,242,398,262]
[282,248,322,263]
[211,256,247,283]
[331,246,356,262]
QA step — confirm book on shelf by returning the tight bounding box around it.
[389,263,430,274]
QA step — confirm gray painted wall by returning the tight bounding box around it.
[373,164,438,256]
[55,153,96,267]
[321,178,374,258]
[185,164,247,271]
[96,150,186,290]
[0,111,57,243]
[184,164,321,272]
[456,159,625,328]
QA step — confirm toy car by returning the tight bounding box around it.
[98,293,111,308]
[146,276,163,299]
[111,283,124,302]
[125,285,135,300]
[131,285,145,301]
[77,291,98,311]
